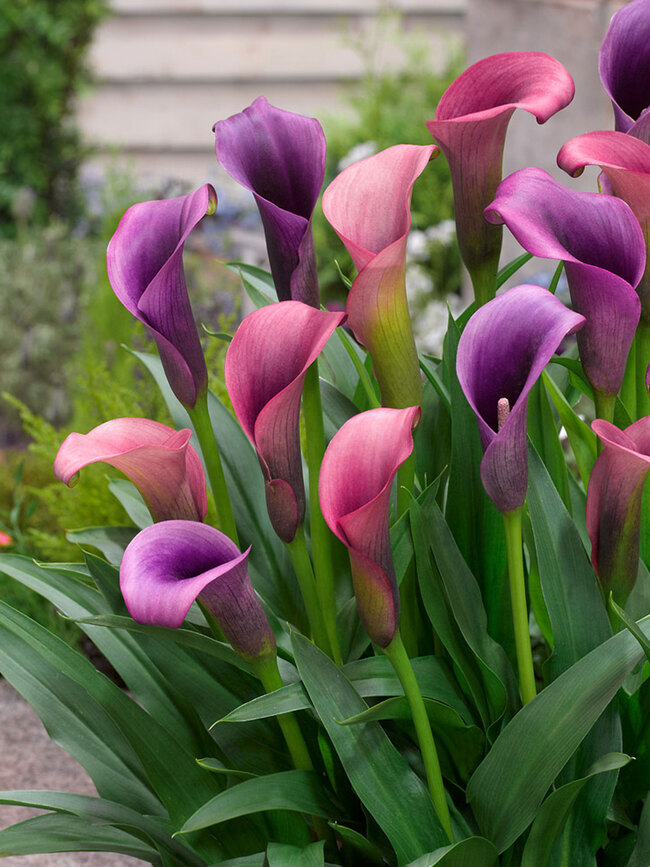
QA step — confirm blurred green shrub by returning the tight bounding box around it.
[0,0,107,235]
[314,11,463,302]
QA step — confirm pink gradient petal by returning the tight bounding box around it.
[426,52,574,295]
[121,521,275,659]
[107,186,214,408]
[485,167,644,396]
[319,406,420,647]
[225,301,345,542]
[587,418,650,604]
[322,144,434,407]
[54,418,207,523]
[457,284,585,513]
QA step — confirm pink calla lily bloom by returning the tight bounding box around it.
[588,418,650,605]
[558,131,650,317]
[0,531,11,547]
[322,144,435,408]
[485,167,645,398]
[121,521,275,660]
[319,406,420,648]
[54,418,207,523]
[426,52,574,303]
[107,185,214,409]
[225,301,345,543]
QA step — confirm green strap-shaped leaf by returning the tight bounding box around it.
[466,615,650,852]
[290,632,448,863]
[406,836,498,867]
[527,379,571,511]
[542,369,597,490]
[266,841,325,867]
[521,752,630,867]
[108,477,154,528]
[179,771,338,834]
[628,795,650,867]
[0,813,159,860]
[227,262,275,307]
[66,525,139,566]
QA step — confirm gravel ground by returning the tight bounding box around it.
[0,679,142,866]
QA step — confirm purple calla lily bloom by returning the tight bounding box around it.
[120,521,275,660]
[107,185,214,409]
[319,406,420,648]
[225,301,345,544]
[587,418,650,605]
[558,131,650,318]
[214,97,326,307]
[485,167,644,398]
[599,0,650,137]
[426,52,574,303]
[54,417,207,523]
[322,144,435,408]
[457,284,585,513]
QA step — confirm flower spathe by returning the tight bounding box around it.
[485,167,644,397]
[457,284,585,513]
[107,185,213,409]
[54,417,207,523]
[426,52,575,302]
[558,131,650,318]
[587,418,650,605]
[319,406,420,648]
[225,301,345,543]
[322,144,434,408]
[214,97,325,307]
[120,521,275,660]
[599,0,650,136]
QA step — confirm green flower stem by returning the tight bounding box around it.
[302,361,342,664]
[383,630,454,842]
[188,394,238,545]
[285,526,332,657]
[621,340,637,421]
[593,389,616,426]
[502,507,536,705]
[636,319,650,419]
[337,327,381,409]
[254,655,314,771]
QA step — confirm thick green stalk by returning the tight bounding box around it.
[621,340,637,421]
[188,394,238,545]
[285,526,332,657]
[302,361,342,664]
[636,319,650,419]
[383,630,454,842]
[593,389,616,426]
[502,507,536,705]
[255,655,314,771]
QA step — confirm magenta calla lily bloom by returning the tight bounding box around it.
[54,418,207,523]
[426,52,574,302]
[214,97,326,307]
[120,521,275,660]
[319,406,420,648]
[322,144,434,408]
[599,0,650,136]
[587,418,650,605]
[225,301,345,544]
[107,185,214,409]
[457,284,585,513]
[558,131,650,316]
[485,167,644,397]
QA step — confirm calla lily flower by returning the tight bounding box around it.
[322,144,434,408]
[426,52,575,303]
[225,301,345,543]
[587,418,650,605]
[214,97,326,308]
[319,406,420,648]
[484,167,644,398]
[54,418,207,523]
[107,185,214,409]
[558,131,650,316]
[457,284,585,513]
[599,0,650,136]
[120,521,275,660]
